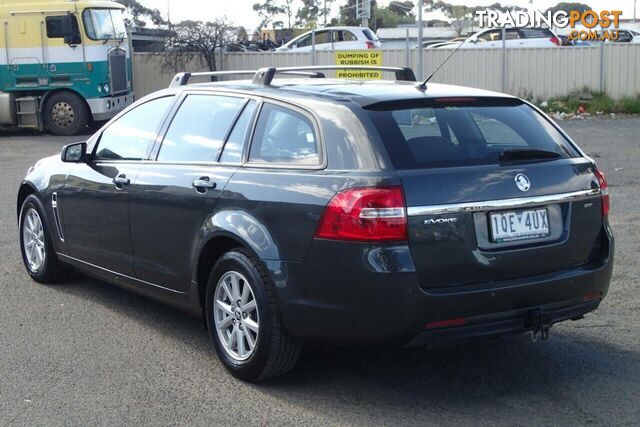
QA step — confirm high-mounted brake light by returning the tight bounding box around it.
[315,187,407,242]
[433,97,477,104]
[594,169,610,217]
[425,318,467,329]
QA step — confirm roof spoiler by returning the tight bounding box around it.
[169,66,416,88]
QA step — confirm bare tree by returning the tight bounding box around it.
[163,19,236,77]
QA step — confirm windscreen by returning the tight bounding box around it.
[83,8,127,40]
[367,99,578,169]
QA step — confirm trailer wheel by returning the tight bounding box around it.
[44,92,89,136]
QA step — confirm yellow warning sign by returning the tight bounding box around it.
[335,50,383,79]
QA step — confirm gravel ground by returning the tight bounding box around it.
[0,118,638,426]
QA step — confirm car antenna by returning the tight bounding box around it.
[416,33,473,91]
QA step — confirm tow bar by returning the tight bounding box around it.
[525,309,553,342]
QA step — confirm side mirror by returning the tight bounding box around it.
[61,13,81,45]
[61,142,87,163]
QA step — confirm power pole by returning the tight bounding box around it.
[417,0,423,78]
[357,0,370,28]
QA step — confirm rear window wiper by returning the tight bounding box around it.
[499,148,562,163]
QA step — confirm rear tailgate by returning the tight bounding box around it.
[367,97,605,290]
[401,161,602,290]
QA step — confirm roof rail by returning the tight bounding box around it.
[252,66,416,86]
[168,66,416,88]
[169,69,326,88]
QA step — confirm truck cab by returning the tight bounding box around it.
[0,0,134,135]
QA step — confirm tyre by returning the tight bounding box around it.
[19,195,69,283]
[43,91,89,136]
[206,249,302,381]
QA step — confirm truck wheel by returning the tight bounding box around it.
[44,92,89,136]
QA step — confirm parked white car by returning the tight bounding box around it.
[276,26,382,51]
[428,27,561,49]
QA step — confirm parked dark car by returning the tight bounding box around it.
[17,66,614,381]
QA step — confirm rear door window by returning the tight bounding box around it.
[518,28,554,39]
[333,30,357,43]
[157,94,245,162]
[368,100,578,169]
[248,103,320,166]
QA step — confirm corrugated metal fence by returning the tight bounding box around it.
[133,45,640,100]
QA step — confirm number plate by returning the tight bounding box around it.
[490,208,550,243]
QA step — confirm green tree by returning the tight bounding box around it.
[237,26,249,41]
[114,0,165,27]
[339,0,377,27]
[253,0,303,29]
[373,2,415,29]
[425,1,525,35]
[545,2,591,14]
[297,0,335,27]
[388,1,415,18]
[163,19,236,74]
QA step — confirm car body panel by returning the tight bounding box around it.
[130,163,238,292]
[18,77,614,347]
[276,26,381,52]
[60,160,141,275]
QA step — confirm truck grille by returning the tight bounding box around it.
[108,48,128,94]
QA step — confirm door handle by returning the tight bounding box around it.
[113,174,130,186]
[192,177,217,190]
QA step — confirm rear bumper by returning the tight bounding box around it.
[272,224,613,346]
[406,299,600,346]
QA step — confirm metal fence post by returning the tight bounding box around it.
[599,41,606,94]
[417,0,423,78]
[405,28,410,68]
[311,29,316,66]
[501,27,507,93]
[219,44,225,73]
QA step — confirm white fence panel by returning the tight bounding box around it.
[133,45,640,100]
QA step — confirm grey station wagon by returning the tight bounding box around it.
[17,66,614,381]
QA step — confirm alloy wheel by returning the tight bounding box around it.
[214,271,260,361]
[22,208,46,272]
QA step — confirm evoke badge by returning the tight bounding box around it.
[515,173,531,192]
[424,217,458,225]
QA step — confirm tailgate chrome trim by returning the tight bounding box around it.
[407,189,600,216]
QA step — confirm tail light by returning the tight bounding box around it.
[365,41,375,49]
[594,169,610,217]
[315,186,407,242]
[550,36,561,46]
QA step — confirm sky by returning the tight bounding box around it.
[136,0,639,30]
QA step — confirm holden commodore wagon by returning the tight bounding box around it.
[17,66,613,381]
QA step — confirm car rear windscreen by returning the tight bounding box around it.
[367,99,579,169]
[362,28,378,41]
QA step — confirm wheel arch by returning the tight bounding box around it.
[39,88,89,113]
[17,181,38,220]
[195,232,261,314]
